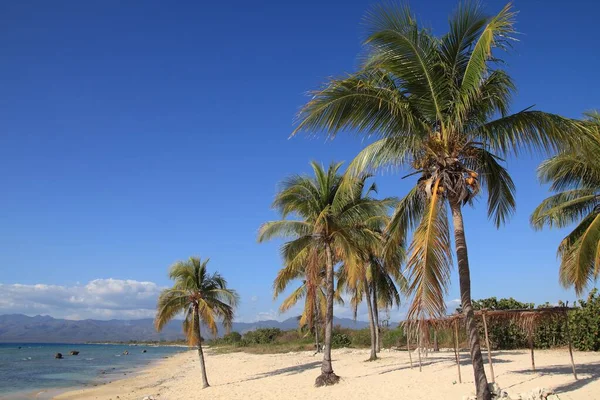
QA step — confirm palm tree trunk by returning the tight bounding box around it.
[315,242,340,387]
[372,284,381,352]
[194,310,210,389]
[449,200,490,400]
[365,274,377,361]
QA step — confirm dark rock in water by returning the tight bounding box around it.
[142,349,147,353]
[18,346,22,349]
[55,353,63,359]
[70,350,79,355]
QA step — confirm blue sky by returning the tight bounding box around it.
[1,0,598,322]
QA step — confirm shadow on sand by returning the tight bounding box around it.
[216,361,322,386]
[512,362,600,394]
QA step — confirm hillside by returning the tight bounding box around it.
[0,314,369,343]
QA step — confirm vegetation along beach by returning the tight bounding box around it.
[1,1,599,400]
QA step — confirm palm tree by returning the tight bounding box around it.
[531,111,600,295]
[338,232,404,360]
[369,253,404,352]
[258,161,392,386]
[273,256,329,352]
[291,4,587,398]
[154,257,239,389]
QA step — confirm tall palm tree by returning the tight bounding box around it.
[258,161,392,386]
[154,257,239,389]
[531,111,600,295]
[291,4,587,398]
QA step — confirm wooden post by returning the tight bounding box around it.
[481,311,495,382]
[564,304,578,380]
[453,319,462,384]
[529,334,536,372]
[417,328,423,372]
[406,328,413,369]
[433,329,439,352]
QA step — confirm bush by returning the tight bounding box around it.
[222,331,242,344]
[242,328,282,345]
[570,289,600,351]
[331,333,352,348]
[382,327,404,348]
[349,328,371,347]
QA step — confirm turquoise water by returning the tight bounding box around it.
[0,343,186,398]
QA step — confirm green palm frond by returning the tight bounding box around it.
[531,189,599,230]
[532,111,600,294]
[468,147,516,227]
[458,3,516,114]
[257,221,313,242]
[364,3,448,125]
[558,213,600,295]
[538,151,600,192]
[471,110,589,156]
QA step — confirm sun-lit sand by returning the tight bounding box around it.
[54,347,600,399]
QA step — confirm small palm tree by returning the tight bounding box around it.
[338,231,404,360]
[369,253,405,352]
[292,4,588,399]
[258,161,392,386]
[273,255,328,352]
[531,111,600,295]
[154,257,239,389]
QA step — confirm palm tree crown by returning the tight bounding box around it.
[155,257,239,342]
[531,111,600,295]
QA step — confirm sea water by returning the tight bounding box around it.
[0,343,186,398]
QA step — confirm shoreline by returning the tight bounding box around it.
[1,345,186,400]
[51,348,600,399]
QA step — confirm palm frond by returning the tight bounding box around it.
[405,181,452,320]
[531,189,599,230]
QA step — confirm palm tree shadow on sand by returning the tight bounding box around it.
[511,362,600,394]
[214,361,322,386]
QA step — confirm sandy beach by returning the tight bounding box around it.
[54,347,600,399]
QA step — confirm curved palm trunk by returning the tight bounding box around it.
[372,284,381,352]
[315,243,340,387]
[450,201,490,400]
[194,309,210,389]
[365,274,377,361]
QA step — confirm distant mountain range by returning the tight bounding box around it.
[0,314,369,343]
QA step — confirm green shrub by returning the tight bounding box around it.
[242,328,282,345]
[382,327,404,348]
[222,331,242,344]
[570,289,600,351]
[331,333,351,348]
[349,328,371,347]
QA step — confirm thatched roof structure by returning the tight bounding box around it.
[400,306,579,382]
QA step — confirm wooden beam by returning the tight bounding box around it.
[564,304,578,380]
[406,328,413,369]
[529,334,536,372]
[453,319,462,384]
[481,312,495,382]
[417,328,422,372]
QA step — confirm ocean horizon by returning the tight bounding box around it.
[0,342,186,399]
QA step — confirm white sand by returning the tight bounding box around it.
[54,348,600,399]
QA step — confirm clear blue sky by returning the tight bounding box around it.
[1,0,598,322]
